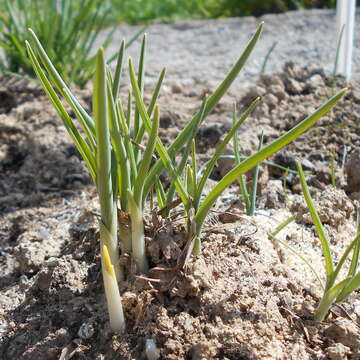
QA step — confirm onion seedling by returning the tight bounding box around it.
[26,21,347,330]
[177,89,347,255]
[154,86,346,257]
[296,161,360,322]
[26,32,165,330]
[26,22,266,329]
[270,165,360,322]
[233,104,264,216]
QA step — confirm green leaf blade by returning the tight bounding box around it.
[195,88,347,232]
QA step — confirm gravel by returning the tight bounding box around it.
[101,9,360,90]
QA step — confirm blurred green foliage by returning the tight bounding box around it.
[0,0,115,85]
[110,0,340,24]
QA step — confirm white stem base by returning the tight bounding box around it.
[102,245,125,333]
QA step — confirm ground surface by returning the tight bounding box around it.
[1,10,360,360]
[105,9,360,89]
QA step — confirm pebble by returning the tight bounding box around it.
[268,84,286,101]
[324,318,360,349]
[145,339,161,360]
[306,74,325,90]
[301,158,317,171]
[19,274,29,290]
[345,149,360,192]
[78,322,95,340]
[326,343,350,360]
[284,78,303,95]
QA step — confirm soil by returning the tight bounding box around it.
[105,9,360,89]
[1,17,360,360]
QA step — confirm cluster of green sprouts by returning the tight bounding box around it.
[26,23,347,331]
[270,162,360,322]
[0,0,141,86]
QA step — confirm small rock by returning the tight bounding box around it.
[196,125,222,152]
[284,78,303,95]
[268,84,287,102]
[31,257,58,291]
[171,82,182,94]
[324,318,360,349]
[159,111,180,129]
[306,74,325,91]
[345,149,360,192]
[292,186,354,229]
[326,343,350,360]
[145,338,160,360]
[301,158,317,171]
[263,93,278,111]
[78,322,95,340]
[37,227,51,240]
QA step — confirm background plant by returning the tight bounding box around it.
[107,0,340,24]
[0,0,140,86]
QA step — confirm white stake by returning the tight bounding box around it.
[336,0,356,81]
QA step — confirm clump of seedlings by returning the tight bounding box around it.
[269,162,360,322]
[0,0,141,85]
[26,22,346,331]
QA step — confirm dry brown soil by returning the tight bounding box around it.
[0,61,360,360]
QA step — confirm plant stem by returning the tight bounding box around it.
[118,211,132,254]
[314,278,350,322]
[249,131,264,215]
[128,191,149,273]
[94,48,121,280]
[102,244,125,332]
[260,41,277,75]
[192,236,201,255]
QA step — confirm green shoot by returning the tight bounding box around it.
[102,244,125,332]
[330,149,337,187]
[260,41,277,75]
[249,131,264,215]
[141,22,265,200]
[233,113,264,216]
[268,215,325,290]
[94,47,122,281]
[331,23,345,95]
[27,20,347,330]
[296,161,360,321]
[26,31,165,329]
[193,89,347,251]
[232,103,250,212]
[27,22,266,330]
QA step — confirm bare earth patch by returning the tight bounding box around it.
[0,58,359,359]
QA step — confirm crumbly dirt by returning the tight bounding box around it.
[0,57,360,359]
